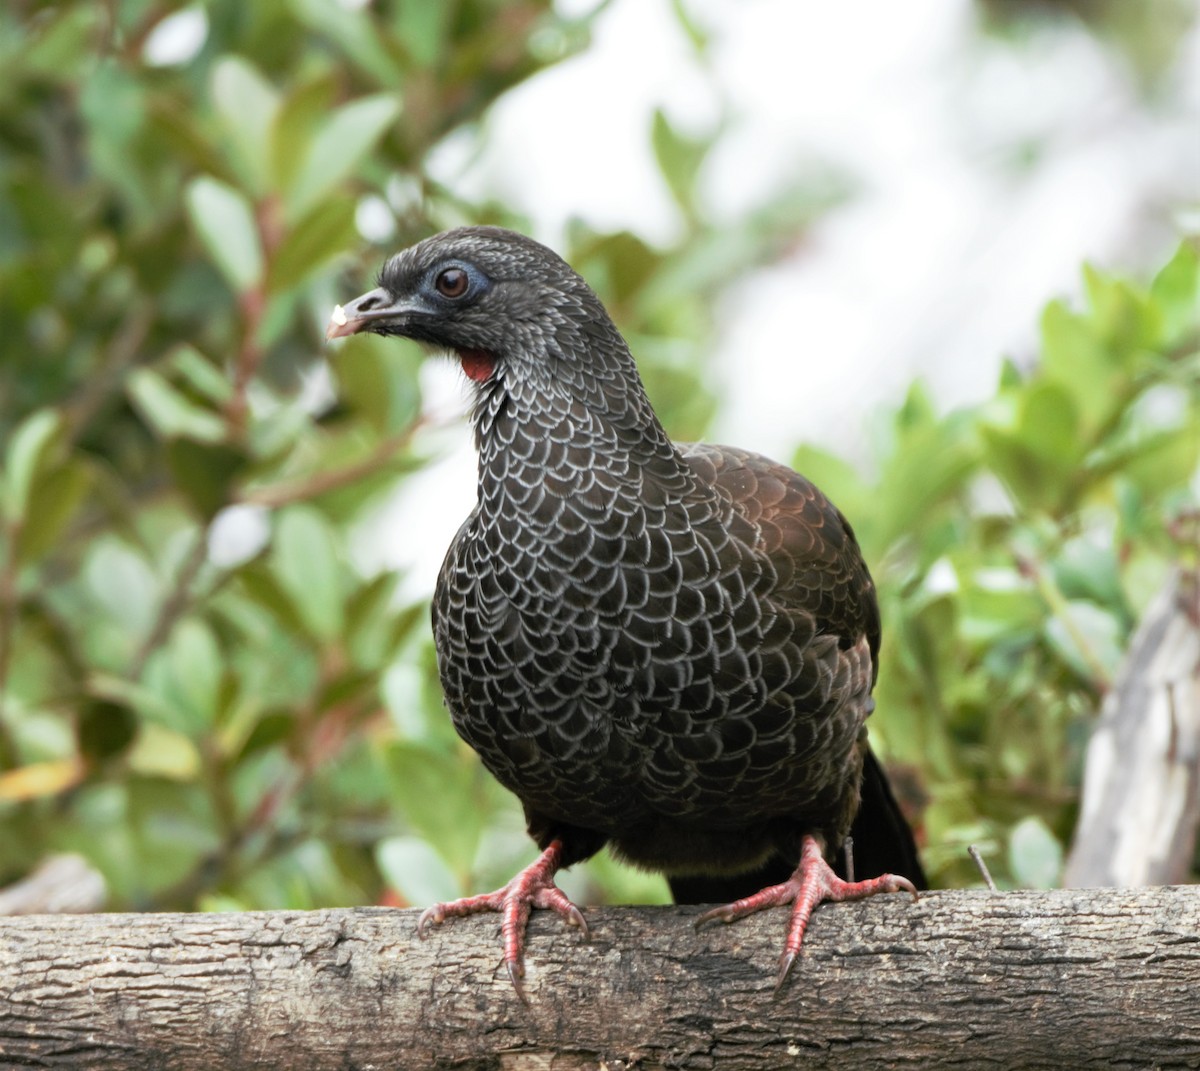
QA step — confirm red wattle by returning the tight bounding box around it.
[459,349,495,383]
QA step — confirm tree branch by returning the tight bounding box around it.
[2,888,1198,1069]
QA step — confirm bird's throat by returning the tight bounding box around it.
[459,348,496,383]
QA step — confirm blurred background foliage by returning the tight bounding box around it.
[0,0,1196,915]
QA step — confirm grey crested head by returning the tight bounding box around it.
[327,227,648,419]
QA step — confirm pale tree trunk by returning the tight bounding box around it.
[1065,567,1200,887]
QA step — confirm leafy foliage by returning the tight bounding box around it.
[800,244,1200,888]
[0,1,1196,917]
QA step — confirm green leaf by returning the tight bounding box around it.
[958,574,1043,647]
[126,722,203,780]
[15,457,92,564]
[334,334,421,434]
[3,408,63,522]
[1150,242,1200,345]
[286,0,401,85]
[377,835,461,906]
[1052,537,1124,611]
[236,710,296,761]
[980,382,1081,511]
[1044,600,1123,684]
[285,94,401,220]
[24,6,103,75]
[872,401,978,556]
[268,75,336,193]
[1039,298,1124,437]
[267,197,358,293]
[185,176,263,292]
[83,540,159,639]
[237,561,311,638]
[127,367,227,444]
[167,345,235,407]
[166,440,249,520]
[166,618,224,734]
[394,4,453,68]
[651,109,711,219]
[272,506,345,643]
[1008,816,1063,889]
[386,743,488,874]
[344,571,402,666]
[211,56,280,195]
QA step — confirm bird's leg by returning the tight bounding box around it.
[417,838,587,997]
[695,834,917,991]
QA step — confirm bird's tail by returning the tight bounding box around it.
[668,749,925,905]
[844,747,926,889]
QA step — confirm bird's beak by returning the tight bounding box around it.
[325,287,418,340]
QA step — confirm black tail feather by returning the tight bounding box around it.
[845,748,926,889]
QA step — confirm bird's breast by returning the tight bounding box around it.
[431,452,872,834]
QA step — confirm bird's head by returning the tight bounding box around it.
[326,226,628,390]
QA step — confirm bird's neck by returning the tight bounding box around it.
[468,345,691,510]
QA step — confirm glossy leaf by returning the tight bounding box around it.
[211,56,280,195]
[165,618,225,734]
[3,408,62,522]
[127,368,227,444]
[272,506,345,643]
[185,176,263,292]
[166,440,249,519]
[286,95,401,220]
[15,458,92,565]
[267,197,359,293]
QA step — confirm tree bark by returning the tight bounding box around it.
[2,889,1198,1070]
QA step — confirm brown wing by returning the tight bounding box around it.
[679,442,881,673]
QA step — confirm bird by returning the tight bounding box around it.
[327,226,924,994]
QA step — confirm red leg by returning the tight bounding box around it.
[696,834,918,990]
[417,838,587,997]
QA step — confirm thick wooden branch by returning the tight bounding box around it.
[3,888,1199,1070]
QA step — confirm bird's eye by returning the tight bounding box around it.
[435,267,470,299]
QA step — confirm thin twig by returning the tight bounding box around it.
[968,844,999,893]
[237,414,445,509]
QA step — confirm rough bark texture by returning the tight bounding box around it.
[1065,568,1200,887]
[2,889,1199,1070]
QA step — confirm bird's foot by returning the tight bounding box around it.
[695,834,918,991]
[417,838,587,999]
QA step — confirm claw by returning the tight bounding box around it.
[694,902,736,930]
[416,904,442,937]
[413,838,586,995]
[505,959,528,1004]
[697,834,919,990]
[566,903,589,939]
[774,950,797,993]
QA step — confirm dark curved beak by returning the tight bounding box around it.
[325,287,420,340]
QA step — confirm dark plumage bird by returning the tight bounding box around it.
[328,226,924,992]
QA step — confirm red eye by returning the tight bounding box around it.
[435,267,469,298]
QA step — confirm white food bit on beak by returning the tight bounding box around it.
[331,304,348,326]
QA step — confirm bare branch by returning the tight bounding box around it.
[2,889,1198,1069]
